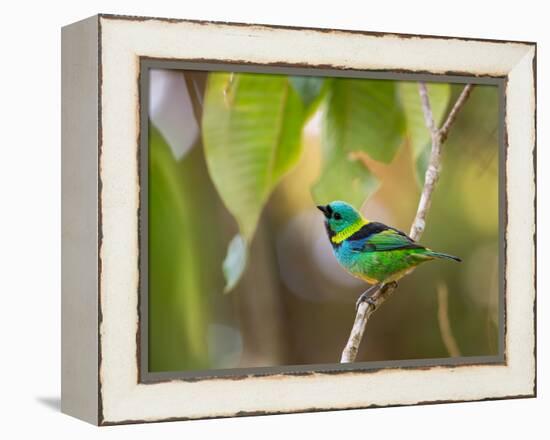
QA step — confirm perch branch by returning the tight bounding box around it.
[340,82,474,363]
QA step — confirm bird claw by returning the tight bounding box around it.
[355,282,398,311]
[355,288,379,311]
[355,295,377,312]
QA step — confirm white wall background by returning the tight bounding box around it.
[0,0,546,437]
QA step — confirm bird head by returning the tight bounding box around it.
[317,201,363,234]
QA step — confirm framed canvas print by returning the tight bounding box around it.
[61,14,536,425]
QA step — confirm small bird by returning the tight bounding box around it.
[317,201,461,307]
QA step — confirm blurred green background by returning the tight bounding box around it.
[148,69,500,373]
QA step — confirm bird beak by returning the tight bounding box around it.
[317,205,329,217]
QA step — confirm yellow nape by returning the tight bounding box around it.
[331,218,368,244]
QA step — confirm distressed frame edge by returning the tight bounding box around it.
[504,44,537,397]
[100,393,535,427]
[61,14,101,425]
[90,15,536,425]
[532,44,538,399]
[97,12,537,46]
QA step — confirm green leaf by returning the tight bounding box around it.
[324,78,406,164]
[312,151,379,209]
[202,72,306,239]
[289,76,327,118]
[202,72,307,291]
[399,82,451,158]
[222,234,247,293]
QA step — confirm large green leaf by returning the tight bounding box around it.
[324,78,406,164]
[202,72,306,239]
[149,124,222,371]
[202,72,306,291]
[398,82,451,184]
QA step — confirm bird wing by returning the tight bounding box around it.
[348,225,423,253]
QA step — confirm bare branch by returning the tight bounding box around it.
[436,283,461,357]
[340,82,474,363]
[439,84,474,144]
[410,83,474,240]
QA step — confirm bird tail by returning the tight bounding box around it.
[426,250,462,262]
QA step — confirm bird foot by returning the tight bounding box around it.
[355,295,378,312]
[355,284,381,311]
[355,281,398,311]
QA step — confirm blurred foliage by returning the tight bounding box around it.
[148,125,224,371]
[289,76,328,118]
[322,79,406,164]
[313,78,406,208]
[312,151,379,210]
[222,235,247,294]
[149,71,501,372]
[202,74,453,290]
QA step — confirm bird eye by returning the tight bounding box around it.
[334,213,342,220]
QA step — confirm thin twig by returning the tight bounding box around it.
[439,84,474,144]
[436,283,461,357]
[340,82,474,363]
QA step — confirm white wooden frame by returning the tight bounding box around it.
[61,14,536,425]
